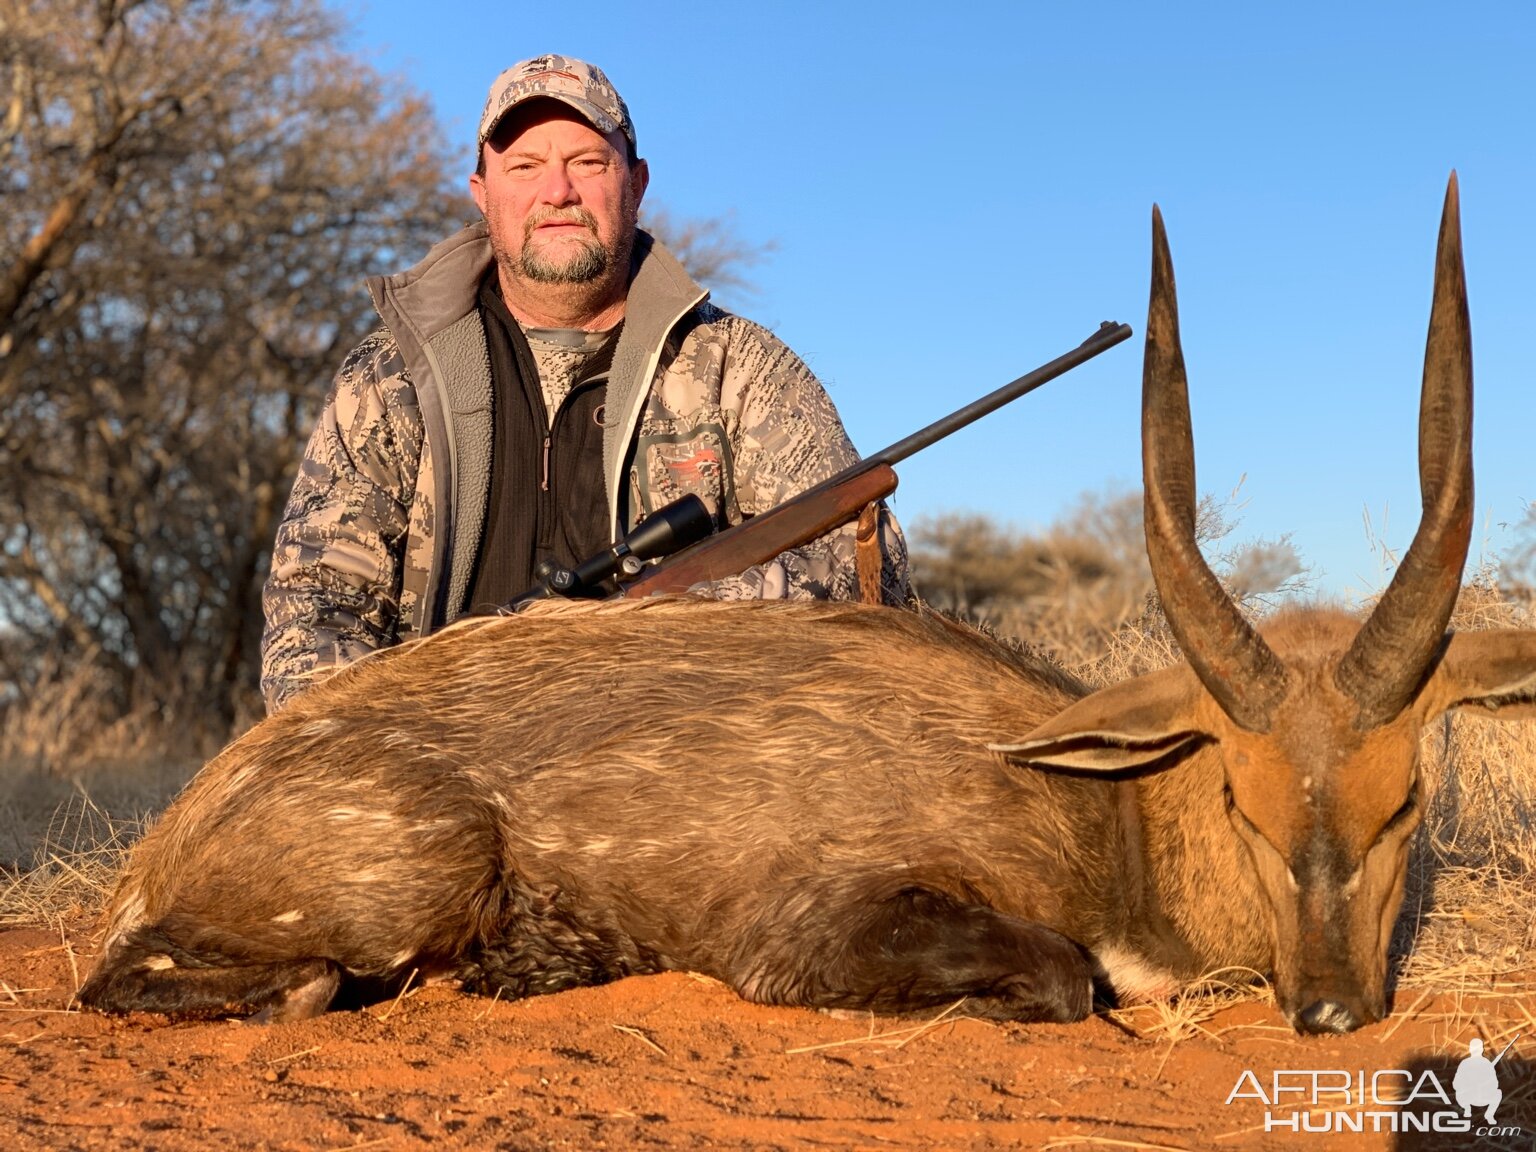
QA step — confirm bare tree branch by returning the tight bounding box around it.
[0,0,471,734]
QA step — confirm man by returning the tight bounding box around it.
[261,55,908,712]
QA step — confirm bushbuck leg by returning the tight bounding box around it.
[460,878,1092,1022]
[726,882,1093,1022]
[77,926,343,1022]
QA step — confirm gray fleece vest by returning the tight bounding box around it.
[365,224,707,628]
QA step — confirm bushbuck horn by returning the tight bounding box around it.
[1142,205,1289,732]
[1334,174,1474,727]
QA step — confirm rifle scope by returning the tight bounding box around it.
[507,493,715,609]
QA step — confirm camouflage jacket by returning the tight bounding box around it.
[261,223,909,712]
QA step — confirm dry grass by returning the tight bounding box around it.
[0,663,198,925]
[0,656,165,775]
[1391,580,1536,1003]
[1105,970,1276,1045]
[0,791,147,931]
[1042,1138,1198,1152]
[0,746,193,871]
[785,999,974,1054]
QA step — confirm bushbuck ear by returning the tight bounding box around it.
[1421,630,1536,720]
[990,665,1212,773]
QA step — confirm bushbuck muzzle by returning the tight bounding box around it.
[79,175,1536,1034]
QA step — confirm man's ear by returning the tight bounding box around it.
[469,168,488,216]
[629,156,650,208]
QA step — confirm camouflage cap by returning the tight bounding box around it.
[477,55,636,154]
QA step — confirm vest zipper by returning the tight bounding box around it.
[537,375,607,571]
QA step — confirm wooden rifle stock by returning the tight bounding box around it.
[620,464,898,598]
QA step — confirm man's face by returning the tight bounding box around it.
[470,102,648,288]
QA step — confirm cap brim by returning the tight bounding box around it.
[479,93,623,149]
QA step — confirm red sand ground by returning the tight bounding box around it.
[1,925,1530,1151]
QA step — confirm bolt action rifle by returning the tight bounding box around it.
[509,320,1132,608]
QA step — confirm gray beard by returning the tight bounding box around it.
[515,234,609,284]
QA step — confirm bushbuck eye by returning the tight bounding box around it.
[1223,786,1298,891]
[1379,782,1421,839]
[1223,789,1263,843]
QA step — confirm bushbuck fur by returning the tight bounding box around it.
[80,176,1536,1033]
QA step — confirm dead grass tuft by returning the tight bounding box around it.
[0,790,145,929]
[1106,970,1275,1044]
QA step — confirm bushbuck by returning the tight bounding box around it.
[79,175,1536,1034]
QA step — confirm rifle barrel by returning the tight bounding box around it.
[771,320,1132,511]
[1492,1034,1521,1066]
[611,318,1134,598]
[868,320,1133,468]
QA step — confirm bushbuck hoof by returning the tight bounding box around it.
[1295,998,1366,1035]
[244,965,344,1023]
[976,961,1094,1023]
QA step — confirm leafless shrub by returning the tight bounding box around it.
[1498,500,1536,618]
[639,207,776,304]
[912,485,1306,671]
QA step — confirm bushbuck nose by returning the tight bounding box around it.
[1296,999,1362,1034]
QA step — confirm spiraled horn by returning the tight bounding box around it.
[1143,206,1289,732]
[1334,174,1474,728]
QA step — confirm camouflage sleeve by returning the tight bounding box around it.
[259,332,423,712]
[694,316,911,604]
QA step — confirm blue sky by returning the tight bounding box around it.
[331,1,1534,599]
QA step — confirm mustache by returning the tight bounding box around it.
[523,206,600,241]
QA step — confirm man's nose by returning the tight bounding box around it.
[537,164,577,205]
